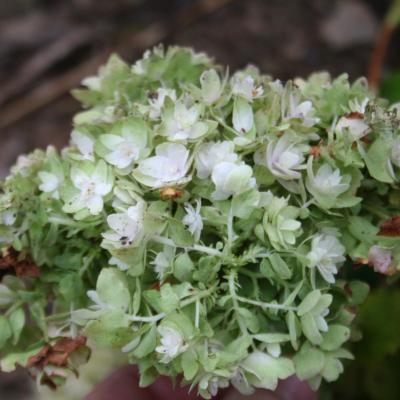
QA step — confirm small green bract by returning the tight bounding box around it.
[1,45,399,397]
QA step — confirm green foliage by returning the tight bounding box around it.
[1,45,400,398]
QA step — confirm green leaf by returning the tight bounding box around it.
[85,311,132,347]
[286,310,299,350]
[174,253,194,282]
[0,316,12,348]
[96,268,131,312]
[253,333,290,344]
[268,253,292,280]
[301,313,322,345]
[0,347,43,372]
[143,290,163,313]
[0,284,15,306]
[168,219,193,247]
[181,349,199,380]
[348,216,378,243]
[8,308,25,345]
[160,284,180,313]
[363,138,394,183]
[254,164,275,186]
[294,344,325,380]
[298,290,321,316]
[237,307,259,333]
[133,325,157,358]
[163,312,194,339]
[321,325,350,351]
[225,335,252,356]
[321,357,344,382]
[232,189,260,219]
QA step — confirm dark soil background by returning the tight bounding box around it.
[0,0,399,399]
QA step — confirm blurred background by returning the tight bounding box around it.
[1,0,400,399]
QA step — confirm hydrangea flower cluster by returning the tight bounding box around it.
[1,46,399,398]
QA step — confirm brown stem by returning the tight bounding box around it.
[367,24,395,90]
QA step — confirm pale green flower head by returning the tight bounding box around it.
[133,142,190,188]
[155,325,187,363]
[306,159,351,209]
[160,100,211,142]
[195,141,238,179]
[231,71,263,101]
[143,87,177,120]
[102,202,145,248]
[262,192,302,250]
[307,232,346,283]
[284,94,319,127]
[70,130,95,161]
[256,133,308,181]
[100,118,149,171]
[38,147,65,200]
[211,161,255,200]
[62,160,113,216]
[0,46,397,399]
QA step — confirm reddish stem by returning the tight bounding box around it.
[367,24,395,90]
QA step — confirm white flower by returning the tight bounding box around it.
[38,171,63,199]
[101,121,148,170]
[109,256,130,271]
[368,245,393,275]
[11,154,40,177]
[211,162,256,200]
[147,88,177,120]
[200,69,222,104]
[349,97,369,114]
[131,49,153,75]
[71,130,95,161]
[134,143,190,188]
[336,115,369,141]
[63,161,113,215]
[81,75,101,91]
[161,101,209,142]
[232,97,254,133]
[391,138,400,168]
[307,161,350,197]
[335,98,370,141]
[317,308,330,332]
[285,95,319,127]
[1,210,16,226]
[307,232,346,283]
[231,73,263,101]
[183,200,203,241]
[155,326,186,363]
[151,246,175,280]
[258,134,307,180]
[102,203,144,247]
[195,141,238,179]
